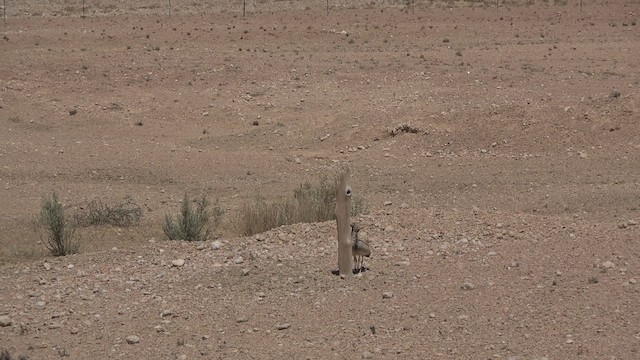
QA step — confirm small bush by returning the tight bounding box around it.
[164,194,221,241]
[40,192,79,256]
[74,197,142,227]
[234,178,368,236]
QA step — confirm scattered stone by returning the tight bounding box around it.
[49,322,62,329]
[383,201,393,206]
[429,313,436,319]
[382,291,394,299]
[487,251,497,256]
[43,262,51,271]
[177,355,187,360]
[400,203,409,209]
[628,219,638,226]
[275,323,291,330]
[0,315,12,327]
[555,270,562,276]
[629,278,637,285]
[461,282,475,291]
[602,260,615,269]
[172,259,185,267]
[395,260,411,267]
[70,328,79,334]
[211,240,223,250]
[255,234,266,242]
[126,335,140,344]
[237,316,248,323]
[161,309,173,317]
[588,276,599,284]
[294,157,302,164]
[509,261,519,268]
[362,350,374,359]
[384,226,394,232]
[241,268,250,276]
[234,256,244,264]
[196,242,206,250]
[36,301,46,308]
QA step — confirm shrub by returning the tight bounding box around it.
[234,178,369,236]
[40,192,79,256]
[164,194,221,241]
[74,197,142,227]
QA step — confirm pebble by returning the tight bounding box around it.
[211,240,223,250]
[237,316,248,323]
[384,226,394,232]
[241,268,251,276]
[382,291,394,299]
[255,234,266,242]
[126,335,140,344]
[172,259,185,267]
[395,260,411,267]
[0,315,12,327]
[177,355,187,360]
[196,242,206,250]
[36,301,46,308]
[362,351,374,359]
[383,201,393,206]
[461,282,475,291]
[234,256,244,264]
[275,323,290,330]
[70,328,79,334]
[602,261,615,269]
[49,322,62,329]
[43,262,51,271]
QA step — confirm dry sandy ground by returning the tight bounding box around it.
[1,1,639,359]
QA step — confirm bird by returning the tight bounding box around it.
[351,222,371,273]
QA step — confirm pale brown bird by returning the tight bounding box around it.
[351,223,371,272]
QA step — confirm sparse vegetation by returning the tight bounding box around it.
[74,197,142,227]
[40,192,79,257]
[164,194,222,241]
[234,178,368,236]
[388,123,421,136]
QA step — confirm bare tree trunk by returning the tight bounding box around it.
[335,169,353,276]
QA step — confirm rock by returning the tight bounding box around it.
[255,234,266,242]
[126,335,140,344]
[294,157,302,164]
[234,256,244,264]
[487,251,497,256]
[70,328,79,334]
[275,323,290,330]
[172,259,185,267]
[43,262,51,271]
[237,316,248,323]
[177,355,187,360]
[383,201,393,206]
[628,219,638,226]
[382,291,394,299]
[0,315,12,327]
[211,240,223,250]
[49,322,62,329]
[461,282,475,291]
[241,268,250,276]
[400,203,409,209]
[362,350,374,359]
[395,260,411,267]
[384,226,394,232]
[196,242,206,250]
[602,260,615,269]
[36,301,46,308]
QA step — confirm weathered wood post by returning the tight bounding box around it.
[336,168,353,276]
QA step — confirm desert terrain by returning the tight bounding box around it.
[1,0,639,359]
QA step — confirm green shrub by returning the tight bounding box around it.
[164,194,221,241]
[40,192,79,256]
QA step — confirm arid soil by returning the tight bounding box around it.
[1,1,639,359]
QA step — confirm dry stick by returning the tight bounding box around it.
[3,0,6,25]
[335,169,353,276]
[243,0,246,17]
[326,0,328,16]
[82,0,85,17]
[580,0,583,12]
[168,0,171,16]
